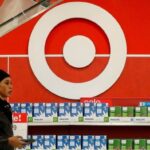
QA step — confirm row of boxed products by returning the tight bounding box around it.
[21,135,150,150]
[22,135,107,150]
[10,102,108,122]
[11,102,150,123]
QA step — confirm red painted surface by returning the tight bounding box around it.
[6,57,150,103]
[0,0,4,6]
[0,0,150,54]
[0,58,7,71]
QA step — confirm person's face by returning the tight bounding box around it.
[0,77,13,99]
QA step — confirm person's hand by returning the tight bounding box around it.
[8,136,26,148]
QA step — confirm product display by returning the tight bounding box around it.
[11,101,150,149]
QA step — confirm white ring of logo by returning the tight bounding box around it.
[28,2,127,99]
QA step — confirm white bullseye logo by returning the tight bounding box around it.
[63,35,96,68]
[28,2,127,99]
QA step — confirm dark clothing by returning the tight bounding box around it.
[0,99,14,150]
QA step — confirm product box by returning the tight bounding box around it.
[57,135,69,150]
[45,103,58,122]
[83,103,96,122]
[135,106,148,117]
[58,103,70,122]
[10,103,21,113]
[44,135,56,150]
[82,135,94,150]
[70,103,83,122]
[96,103,108,122]
[147,139,150,150]
[108,139,121,150]
[32,135,44,149]
[122,107,134,117]
[94,135,107,150]
[140,106,148,117]
[109,106,122,117]
[140,102,150,107]
[148,107,150,117]
[33,103,45,122]
[134,139,146,150]
[69,135,81,150]
[20,103,33,122]
[121,139,133,150]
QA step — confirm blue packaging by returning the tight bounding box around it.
[58,103,70,117]
[140,102,150,106]
[44,135,56,150]
[84,103,96,117]
[45,103,57,118]
[57,135,69,150]
[82,135,94,150]
[20,103,33,117]
[33,103,45,117]
[71,103,83,122]
[32,135,44,149]
[96,103,108,117]
[10,103,21,113]
[69,135,81,150]
[94,135,107,150]
[58,103,70,122]
[83,103,96,122]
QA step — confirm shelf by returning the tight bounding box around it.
[28,122,150,126]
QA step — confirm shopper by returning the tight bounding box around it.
[0,69,26,150]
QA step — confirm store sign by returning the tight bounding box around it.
[28,2,127,99]
[13,113,28,139]
[80,97,112,106]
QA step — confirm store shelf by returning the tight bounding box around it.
[28,122,150,126]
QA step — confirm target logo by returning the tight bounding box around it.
[28,2,127,99]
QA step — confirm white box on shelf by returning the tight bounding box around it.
[21,103,33,122]
[44,135,56,150]
[57,135,69,150]
[70,103,83,122]
[58,103,70,122]
[94,135,107,150]
[69,135,81,150]
[33,103,47,123]
[82,135,94,150]
[83,103,96,122]
[45,103,58,122]
[32,135,44,149]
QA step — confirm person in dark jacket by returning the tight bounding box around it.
[0,69,26,150]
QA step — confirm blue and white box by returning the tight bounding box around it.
[83,103,96,122]
[10,103,21,113]
[57,135,69,150]
[82,135,94,150]
[69,135,81,150]
[58,103,70,122]
[71,103,83,122]
[94,136,107,150]
[45,103,58,122]
[140,102,150,106]
[96,103,108,122]
[44,135,56,150]
[33,103,45,122]
[32,135,44,150]
[21,103,32,117]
